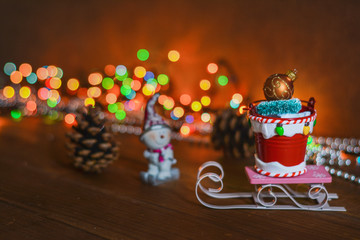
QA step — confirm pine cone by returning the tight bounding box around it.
[66,105,119,173]
[211,108,255,159]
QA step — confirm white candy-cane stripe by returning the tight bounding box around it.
[254,165,307,178]
[249,111,317,125]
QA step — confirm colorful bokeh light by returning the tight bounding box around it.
[115,110,126,120]
[173,107,185,118]
[26,101,37,112]
[49,77,62,89]
[104,64,116,76]
[106,93,117,104]
[191,101,202,112]
[88,73,102,85]
[10,71,23,84]
[87,87,102,98]
[3,86,15,98]
[26,72,37,84]
[84,98,95,107]
[64,113,76,125]
[116,65,127,76]
[11,109,21,119]
[158,74,169,85]
[207,63,218,74]
[134,66,146,78]
[180,94,191,105]
[201,113,211,122]
[67,78,80,91]
[102,77,114,90]
[168,50,180,62]
[180,124,190,136]
[137,49,150,61]
[218,75,229,86]
[19,86,31,99]
[4,62,16,76]
[232,93,243,104]
[200,79,211,91]
[201,96,211,106]
[36,67,48,80]
[19,63,32,77]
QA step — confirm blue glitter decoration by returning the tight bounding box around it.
[256,98,302,116]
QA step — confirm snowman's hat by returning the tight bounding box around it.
[141,93,170,138]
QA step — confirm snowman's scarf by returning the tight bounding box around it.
[150,144,173,162]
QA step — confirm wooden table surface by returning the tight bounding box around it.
[1,118,360,240]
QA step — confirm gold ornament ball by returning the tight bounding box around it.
[263,70,297,101]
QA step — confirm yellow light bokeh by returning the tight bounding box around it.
[163,97,175,110]
[3,86,15,98]
[201,96,211,106]
[142,84,155,96]
[88,72,103,85]
[10,71,23,84]
[87,87,102,98]
[199,79,211,91]
[239,105,247,114]
[173,107,185,118]
[168,50,180,62]
[49,90,60,101]
[84,98,95,107]
[67,78,80,91]
[180,125,190,136]
[47,65,58,77]
[191,101,202,112]
[19,86,31,99]
[134,66,146,78]
[49,77,62,89]
[19,63,32,77]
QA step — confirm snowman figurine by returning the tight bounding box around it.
[140,93,179,185]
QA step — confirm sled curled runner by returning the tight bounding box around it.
[195,161,346,211]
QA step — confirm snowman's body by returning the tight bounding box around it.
[141,126,178,183]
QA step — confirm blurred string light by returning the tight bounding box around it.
[134,66,146,78]
[201,112,211,122]
[49,77,62,89]
[163,97,175,110]
[168,50,180,62]
[26,73,37,84]
[106,93,117,104]
[36,67,48,80]
[137,49,150,61]
[239,105,247,114]
[180,94,191,105]
[102,77,114,90]
[19,86,31,99]
[84,97,95,107]
[217,75,228,86]
[185,115,194,124]
[11,109,22,119]
[200,96,211,106]
[104,64,116,76]
[207,63,218,74]
[87,87,102,98]
[88,72,102,85]
[64,113,76,125]
[4,62,16,76]
[19,63,32,77]
[115,109,126,120]
[180,124,190,136]
[3,86,15,98]
[10,71,23,84]
[26,101,37,112]
[67,78,80,91]
[116,65,127,78]
[144,71,155,81]
[157,74,169,85]
[191,101,202,112]
[47,65,58,77]
[173,106,185,118]
[199,79,211,91]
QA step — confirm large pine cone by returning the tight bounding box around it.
[66,105,119,173]
[211,108,254,159]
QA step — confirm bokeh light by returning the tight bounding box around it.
[191,101,202,112]
[106,93,117,104]
[10,71,23,84]
[131,80,142,91]
[121,85,132,96]
[47,98,57,108]
[116,65,127,76]
[180,94,191,105]
[55,67,63,78]
[102,77,114,90]
[180,124,190,136]
[38,88,50,100]
[239,105,247,114]
[108,103,118,113]
[115,110,126,120]
[47,65,58,77]
[49,77,62,89]
[26,101,37,112]
[168,50,180,62]
[207,63,218,74]
[144,71,155,81]
[87,87,102,98]
[232,93,243,104]
[3,86,15,98]
[19,63,32,77]
[230,99,240,109]
[67,78,80,91]
[64,113,76,125]
[218,75,228,86]
[84,98,95,107]
[108,84,120,97]
[4,62,16,76]
[201,113,211,122]
[201,96,211,106]
[173,107,185,118]
[142,84,155,96]
[88,72,102,85]
[158,95,168,105]
[11,109,21,119]
[104,64,116,76]
[19,86,31,99]
[134,66,146,78]
[137,49,150,61]
[200,79,211,91]
[26,72,37,84]
[158,74,169,85]
[36,67,48,80]
[163,97,175,110]
[185,115,194,124]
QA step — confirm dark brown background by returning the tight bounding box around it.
[1,0,360,137]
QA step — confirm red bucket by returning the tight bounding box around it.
[248,98,317,177]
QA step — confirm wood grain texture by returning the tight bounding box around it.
[0,118,359,240]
